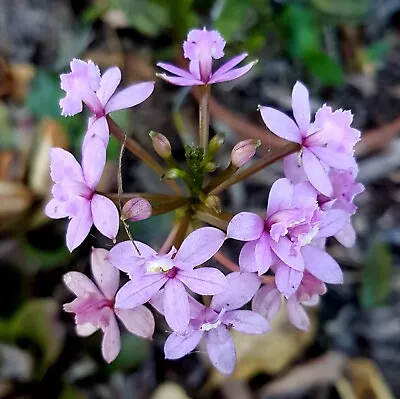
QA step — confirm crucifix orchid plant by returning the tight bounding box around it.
[46,27,363,374]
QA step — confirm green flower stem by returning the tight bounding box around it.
[106,115,183,195]
[207,142,301,195]
[203,162,238,193]
[194,204,233,231]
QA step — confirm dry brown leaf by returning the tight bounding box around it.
[0,181,34,232]
[151,382,191,399]
[208,306,316,385]
[29,118,68,196]
[9,64,36,101]
[0,151,17,180]
[337,358,395,399]
[259,351,347,397]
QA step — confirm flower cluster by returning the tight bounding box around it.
[45,28,363,374]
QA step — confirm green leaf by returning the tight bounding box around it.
[110,0,170,37]
[365,39,390,63]
[360,241,392,309]
[26,71,62,119]
[108,333,150,370]
[280,4,320,59]
[215,0,252,41]
[311,0,370,20]
[303,49,344,87]
[10,299,65,374]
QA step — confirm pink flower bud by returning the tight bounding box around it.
[231,139,261,167]
[149,131,171,159]
[121,197,152,221]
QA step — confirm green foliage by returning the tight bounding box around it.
[360,241,392,309]
[109,0,170,37]
[26,70,86,150]
[280,4,344,86]
[214,0,271,52]
[27,71,63,119]
[365,39,390,63]
[108,333,150,370]
[0,299,65,377]
[303,50,344,87]
[311,0,370,20]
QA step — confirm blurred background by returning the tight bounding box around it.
[0,0,400,398]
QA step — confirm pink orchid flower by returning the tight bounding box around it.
[252,271,326,331]
[63,248,155,363]
[60,58,155,147]
[155,272,269,374]
[319,169,365,247]
[260,82,359,196]
[157,28,256,86]
[108,227,227,334]
[45,136,119,252]
[227,178,345,297]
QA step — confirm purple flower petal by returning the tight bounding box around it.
[82,136,106,190]
[275,263,303,298]
[91,194,119,241]
[50,148,84,184]
[222,310,269,334]
[83,116,109,149]
[208,61,256,84]
[266,178,294,218]
[255,233,272,275]
[175,227,226,268]
[310,147,357,171]
[101,313,120,363]
[210,53,248,80]
[292,81,310,135]
[259,107,301,144]
[163,279,190,334]
[205,325,236,374]
[105,82,155,114]
[45,198,69,219]
[164,330,204,359]
[302,147,332,197]
[252,284,281,321]
[115,306,155,339]
[76,323,98,337]
[227,212,264,241]
[270,236,304,271]
[335,222,356,248]
[157,62,196,79]
[238,240,258,273]
[178,268,227,295]
[91,248,120,299]
[66,198,92,252]
[211,272,261,312]
[96,67,121,106]
[301,245,343,284]
[283,153,307,184]
[63,271,101,297]
[115,274,167,309]
[317,209,349,239]
[108,241,155,273]
[157,73,204,86]
[286,298,309,331]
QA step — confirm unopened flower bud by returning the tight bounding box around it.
[149,131,172,159]
[208,134,225,156]
[121,197,152,222]
[231,139,261,167]
[204,195,222,213]
[204,161,219,173]
[162,168,186,180]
